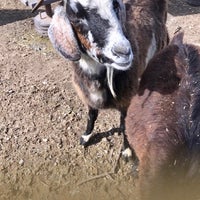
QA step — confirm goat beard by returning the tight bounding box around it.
[107,67,117,98]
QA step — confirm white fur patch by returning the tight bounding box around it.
[88,31,94,43]
[68,0,113,21]
[79,54,105,75]
[81,133,93,143]
[145,33,157,67]
[90,91,104,104]
[69,0,78,13]
[72,0,115,15]
[122,147,132,158]
[103,27,133,70]
[87,31,99,57]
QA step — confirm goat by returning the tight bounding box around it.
[48,0,168,158]
[126,32,200,199]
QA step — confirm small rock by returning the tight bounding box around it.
[19,159,24,166]
[7,89,15,94]
[114,132,119,137]
[42,80,48,85]
[43,138,48,142]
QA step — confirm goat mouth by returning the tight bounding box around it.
[97,54,132,70]
[115,61,132,67]
[111,60,132,70]
[113,53,134,70]
[106,60,132,98]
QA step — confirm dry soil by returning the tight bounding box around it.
[0,1,200,200]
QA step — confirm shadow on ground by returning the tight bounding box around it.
[2,1,200,26]
[168,0,200,16]
[83,127,121,147]
[0,9,41,26]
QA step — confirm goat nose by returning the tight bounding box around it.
[112,45,131,57]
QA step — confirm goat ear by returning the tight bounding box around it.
[48,6,81,61]
[171,31,184,47]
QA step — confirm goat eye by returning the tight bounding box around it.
[71,18,85,27]
[113,0,120,14]
[74,19,82,25]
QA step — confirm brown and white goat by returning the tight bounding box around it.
[48,0,168,157]
[126,32,200,199]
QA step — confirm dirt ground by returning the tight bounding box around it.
[0,1,200,200]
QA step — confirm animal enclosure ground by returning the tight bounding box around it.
[0,0,200,200]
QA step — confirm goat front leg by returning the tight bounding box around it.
[120,110,132,160]
[80,107,99,146]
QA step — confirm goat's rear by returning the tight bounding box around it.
[125,32,200,199]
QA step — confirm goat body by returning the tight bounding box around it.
[125,32,200,199]
[48,0,168,156]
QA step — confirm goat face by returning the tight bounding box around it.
[49,0,133,71]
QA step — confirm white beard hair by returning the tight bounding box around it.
[106,66,117,98]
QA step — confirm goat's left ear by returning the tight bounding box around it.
[48,6,81,61]
[171,31,184,47]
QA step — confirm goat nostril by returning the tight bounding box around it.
[112,46,131,57]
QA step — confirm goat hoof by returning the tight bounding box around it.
[122,147,132,162]
[80,137,88,146]
[80,133,93,146]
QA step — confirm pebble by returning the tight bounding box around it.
[19,159,24,166]
[43,138,48,142]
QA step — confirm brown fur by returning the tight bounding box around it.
[126,32,200,199]
[72,25,92,50]
[125,0,169,76]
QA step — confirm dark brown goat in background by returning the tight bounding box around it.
[48,0,168,158]
[126,32,200,199]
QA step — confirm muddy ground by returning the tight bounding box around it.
[0,1,200,200]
